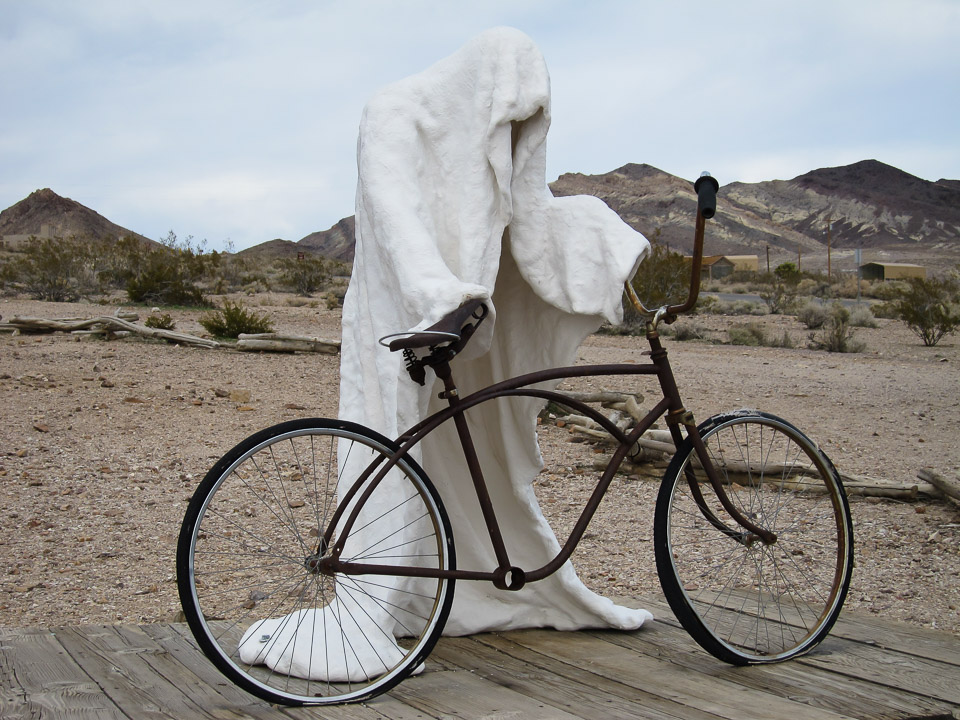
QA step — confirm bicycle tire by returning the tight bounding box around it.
[654,411,853,664]
[176,418,456,705]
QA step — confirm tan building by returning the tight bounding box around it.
[698,254,759,281]
[860,262,926,281]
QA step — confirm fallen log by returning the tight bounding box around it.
[551,391,645,423]
[7,315,219,348]
[236,333,340,354]
[917,469,960,504]
[591,454,937,500]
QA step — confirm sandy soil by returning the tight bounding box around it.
[0,295,957,635]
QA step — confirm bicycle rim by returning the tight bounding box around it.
[176,419,455,705]
[655,411,853,664]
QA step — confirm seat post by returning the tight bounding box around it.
[432,359,461,403]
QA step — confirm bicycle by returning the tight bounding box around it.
[176,173,854,706]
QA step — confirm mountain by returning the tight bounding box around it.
[550,160,960,269]
[236,217,356,263]
[298,217,356,261]
[723,160,960,251]
[285,160,960,270]
[7,161,960,272]
[0,188,150,246]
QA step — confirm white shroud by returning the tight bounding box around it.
[242,27,652,681]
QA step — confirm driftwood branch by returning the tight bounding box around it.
[6,315,219,348]
[556,391,644,423]
[918,469,960,504]
[236,333,340,354]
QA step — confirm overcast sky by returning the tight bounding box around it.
[2,1,958,251]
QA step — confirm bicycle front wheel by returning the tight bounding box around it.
[654,411,853,664]
[177,418,456,705]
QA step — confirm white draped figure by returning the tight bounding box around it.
[242,27,652,681]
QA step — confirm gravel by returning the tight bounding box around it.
[1,296,957,636]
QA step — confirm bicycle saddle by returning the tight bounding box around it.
[380,298,489,352]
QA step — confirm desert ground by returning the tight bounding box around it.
[0,294,958,637]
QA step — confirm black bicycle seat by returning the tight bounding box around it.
[380,299,488,352]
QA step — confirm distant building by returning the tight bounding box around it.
[859,262,926,281]
[0,224,56,250]
[696,254,759,281]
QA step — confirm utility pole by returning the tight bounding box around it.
[826,214,832,277]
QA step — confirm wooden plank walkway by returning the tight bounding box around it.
[1,596,957,720]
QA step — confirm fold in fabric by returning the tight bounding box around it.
[249,27,652,681]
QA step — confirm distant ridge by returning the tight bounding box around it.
[4,160,959,272]
[549,160,960,267]
[0,188,150,247]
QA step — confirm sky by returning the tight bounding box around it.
[2,1,958,251]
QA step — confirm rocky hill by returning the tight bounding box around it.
[235,217,356,263]
[290,159,960,271]
[5,160,959,273]
[550,160,960,269]
[0,188,150,246]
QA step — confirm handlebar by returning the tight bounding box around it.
[694,171,719,219]
[625,171,718,325]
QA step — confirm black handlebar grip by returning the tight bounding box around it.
[694,172,719,219]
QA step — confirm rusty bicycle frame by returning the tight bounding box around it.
[318,173,776,590]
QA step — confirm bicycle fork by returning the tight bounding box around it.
[647,325,777,547]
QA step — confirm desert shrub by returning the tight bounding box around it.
[723,269,757,285]
[698,298,765,316]
[126,252,206,305]
[124,232,210,306]
[772,329,796,348]
[628,230,690,313]
[9,235,97,301]
[758,273,798,314]
[668,323,706,342]
[199,300,274,338]
[808,304,865,353]
[774,261,801,284]
[728,322,767,346]
[868,279,905,301]
[273,256,331,296]
[887,276,960,346]
[0,255,13,291]
[209,247,251,294]
[870,301,898,319]
[797,276,833,299]
[847,304,879,328]
[144,312,176,330]
[796,301,829,329]
[695,294,718,313]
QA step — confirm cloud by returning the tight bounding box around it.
[1,0,958,250]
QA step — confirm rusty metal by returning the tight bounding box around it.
[323,175,778,586]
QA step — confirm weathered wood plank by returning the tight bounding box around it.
[113,624,274,720]
[438,632,725,720]
[632,592,960,668]
[149,622,426,720]
[800,638,960,706]
[591,621,956,720]
[826,613,960,667]
[388,663,586,719]
[3,612,958,720]
[503,628,854,720]
[0,626,126,720]
[53,625,215,720]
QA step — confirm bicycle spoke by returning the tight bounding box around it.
[657,412,853,664]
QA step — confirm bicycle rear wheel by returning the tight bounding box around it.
[177,418,455,705]
[654,411,853,664]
